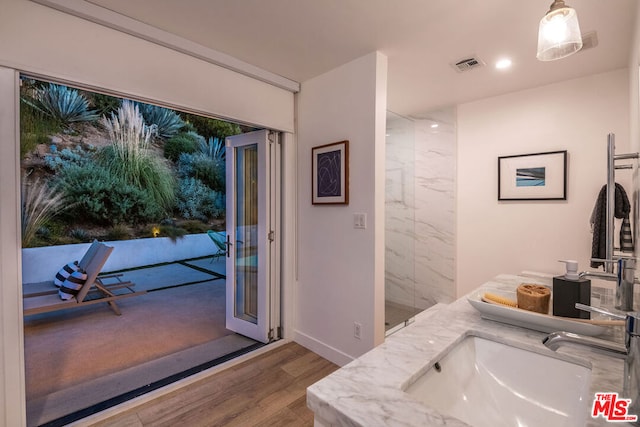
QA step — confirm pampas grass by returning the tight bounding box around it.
[21,178,69,247]
[100,101,176,212]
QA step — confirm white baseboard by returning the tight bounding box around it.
[293,330,354,367]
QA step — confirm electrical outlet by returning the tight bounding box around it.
[354,322,362,339]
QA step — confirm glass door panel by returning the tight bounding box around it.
[225,130,271,343]
[234,144,258,323]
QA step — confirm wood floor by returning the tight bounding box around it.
[91,342,339,427]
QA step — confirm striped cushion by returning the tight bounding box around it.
[58,270,88,300]
[54,262,80,288]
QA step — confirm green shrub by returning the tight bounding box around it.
[100,101,176,212]
[106,224,132,241]
[180,220,210,234]
[29,220,71,246]
[180,113,243,141]
[158,225,187,242]
[187,130,206,145]
[88,92,121,116]
[181,121,198,134]
[44,145,94,171]
[36,226,51,240]
[54,162,164,225]
[175,177,225,221]
[136,102,184,140]
[164,132,199,162]
[178,152,225,193]
[69,228,90,242]
[193,155,224,192]
[22,83,99,128]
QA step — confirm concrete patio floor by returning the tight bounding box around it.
[23,256,260,427]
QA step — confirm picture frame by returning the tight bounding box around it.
[498,150,567,201]
[312,140,349,205]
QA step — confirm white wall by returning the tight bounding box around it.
[457,69,630,297]
[0,0,294,132]
[295,52,387,366]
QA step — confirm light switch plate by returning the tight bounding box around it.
[354,213,367,229]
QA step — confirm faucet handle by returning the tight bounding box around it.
[576,304,640,349]
[591,257,638,263]
[628,314,640,337]
[590,258,618,264]
[575,303,626,320]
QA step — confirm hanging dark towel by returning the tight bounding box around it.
[621,217,634,252]
[590,183,632,268]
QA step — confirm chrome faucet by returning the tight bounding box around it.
[543,306,640,425]
[580,257,637,311]
[543,331,627,358]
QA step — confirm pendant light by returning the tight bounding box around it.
[536,0,583,61]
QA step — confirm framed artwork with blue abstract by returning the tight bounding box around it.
[312,140,349,205]
[498,150,567,201]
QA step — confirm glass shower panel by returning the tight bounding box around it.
[385,111,418,333]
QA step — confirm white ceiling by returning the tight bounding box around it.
[86,0,636,118]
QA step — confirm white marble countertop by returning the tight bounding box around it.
[307,274,632,427]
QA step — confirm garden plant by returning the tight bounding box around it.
[19,79,247,247]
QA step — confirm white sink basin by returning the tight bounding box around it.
[405,334,592,427]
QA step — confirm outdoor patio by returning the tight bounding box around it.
[23,255,259,427]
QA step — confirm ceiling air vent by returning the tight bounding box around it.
[451,56,485,73]
[580,31,598,52]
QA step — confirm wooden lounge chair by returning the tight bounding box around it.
[78,238,101,271]
[23,242,146,316]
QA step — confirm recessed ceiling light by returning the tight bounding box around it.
[495,58,512,69]
[430,123,439,129]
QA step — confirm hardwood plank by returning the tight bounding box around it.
[96,342,338,427]
[254,407,308,427]
[281,351,325,377]
[287,395,315,424]
[285,359,340,396]
[92,412,143,427]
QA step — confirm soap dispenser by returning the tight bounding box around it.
[552,260,591,319]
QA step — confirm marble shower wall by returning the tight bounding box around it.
[413,110,456,307]
[385,108,456,311]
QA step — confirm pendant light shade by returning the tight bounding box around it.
[536,0,583,61]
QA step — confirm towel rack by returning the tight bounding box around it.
[604,133,639,273]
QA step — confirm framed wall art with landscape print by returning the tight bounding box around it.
[312,140,349,205]
[498,150,567,201]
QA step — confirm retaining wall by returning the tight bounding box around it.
[22,232,223,284]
